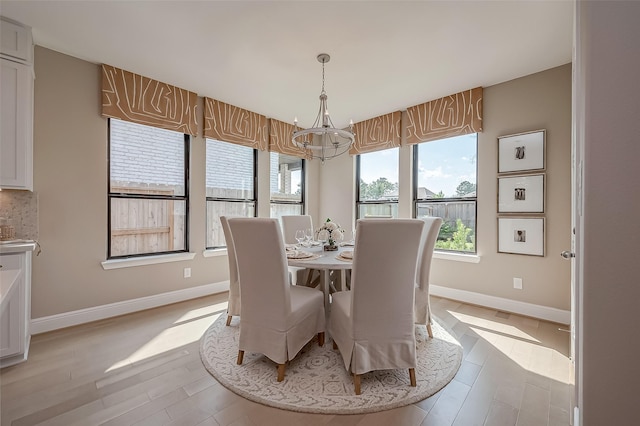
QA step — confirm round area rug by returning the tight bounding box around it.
[200,314,462,415]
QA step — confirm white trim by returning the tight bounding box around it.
[31,281,230,334]
[29,280,570,334]
[101,252,196,270]
[430,284,571,325]
[433,252,481,263]
[202,248,228,258]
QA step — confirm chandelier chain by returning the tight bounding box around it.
[321,59,325,94]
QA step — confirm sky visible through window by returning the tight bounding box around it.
[358,134,476,198]
[359,148,399,186]
[417,134,477,197]
[290,172,301,193]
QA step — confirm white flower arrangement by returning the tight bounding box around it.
[316,218,344,246]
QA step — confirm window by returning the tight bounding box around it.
[108,119,189,258]
[270,152,304,219]
[206,139,257,249]
[414,134,477,253]
[356,148,399,219]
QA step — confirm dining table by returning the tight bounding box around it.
[287,243,354,315]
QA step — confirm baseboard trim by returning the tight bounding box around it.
[31,281,569,335]
[430,285,571,325]
[31,281,230,335]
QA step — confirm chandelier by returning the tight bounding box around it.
[292,53,355,163]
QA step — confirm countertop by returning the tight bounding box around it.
[0,240,37,254]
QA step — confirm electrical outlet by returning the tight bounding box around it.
[513,277,523,289]
[184,267,191,278]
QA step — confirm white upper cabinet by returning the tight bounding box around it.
[1,17,33,64]
[1,17,34,191]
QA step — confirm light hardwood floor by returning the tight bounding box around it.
[0,293,574,426]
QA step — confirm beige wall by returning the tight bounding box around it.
[431,64,572,310]
[320,64,572,312]
[31,45,571,320]
[31,47,230,318]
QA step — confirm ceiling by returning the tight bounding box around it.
[1,1,573,129]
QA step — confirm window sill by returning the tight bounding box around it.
[202,248,228,258]
[101,252,196,270]
[433,251,480,263]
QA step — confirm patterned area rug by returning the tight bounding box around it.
[200,314,462,415]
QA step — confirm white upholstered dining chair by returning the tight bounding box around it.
[281,215,320,288]
[414,217,443,338]
[281,215,314,244]
[220,216,241,326]
[228,217,326,382]
[329,218,425,395]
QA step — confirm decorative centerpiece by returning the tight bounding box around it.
[317,218,344,251]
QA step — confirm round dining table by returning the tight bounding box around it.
[287,244,353,315]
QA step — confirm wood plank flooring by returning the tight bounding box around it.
[0,294,574,425]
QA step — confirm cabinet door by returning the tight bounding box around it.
[0,253,25,358]
[1,58,33,190]
[0,280,25,357]
[0,18,33,63]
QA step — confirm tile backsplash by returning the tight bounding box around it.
[0,190,38,240]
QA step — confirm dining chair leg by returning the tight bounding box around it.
[353,373,361,395]
[226,315,233,326]
[305,269,314,287]
[277,364,286,382]
[332,340,338,350]
[237,350,244,365]
[303,269,320,289]
[409,368,417,387]
[426,322,433,338]
[318,332,325,347]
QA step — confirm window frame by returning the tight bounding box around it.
[205,139,258,250]
[107,118,190,259]
[269,154,306,216]
[355,149,399,220]
[412,135,478,254]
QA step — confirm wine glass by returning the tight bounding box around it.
[317,229,328,246]
[295,230,305,247]
[304,228,314,247]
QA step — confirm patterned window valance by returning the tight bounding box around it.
[101,64,198,136]
[269,119,312,159]
[203,97,268,151]
[349,111,402,155]
[405,87,483,145]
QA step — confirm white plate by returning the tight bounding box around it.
[287,250,314,259]
[340,250,353,259]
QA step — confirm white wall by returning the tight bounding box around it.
[577,2,640,424]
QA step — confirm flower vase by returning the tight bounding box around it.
[323,241,338,251]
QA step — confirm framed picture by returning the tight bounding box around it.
[498,174,545,213]
[498,217,545,256]
[498,130,545,173]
